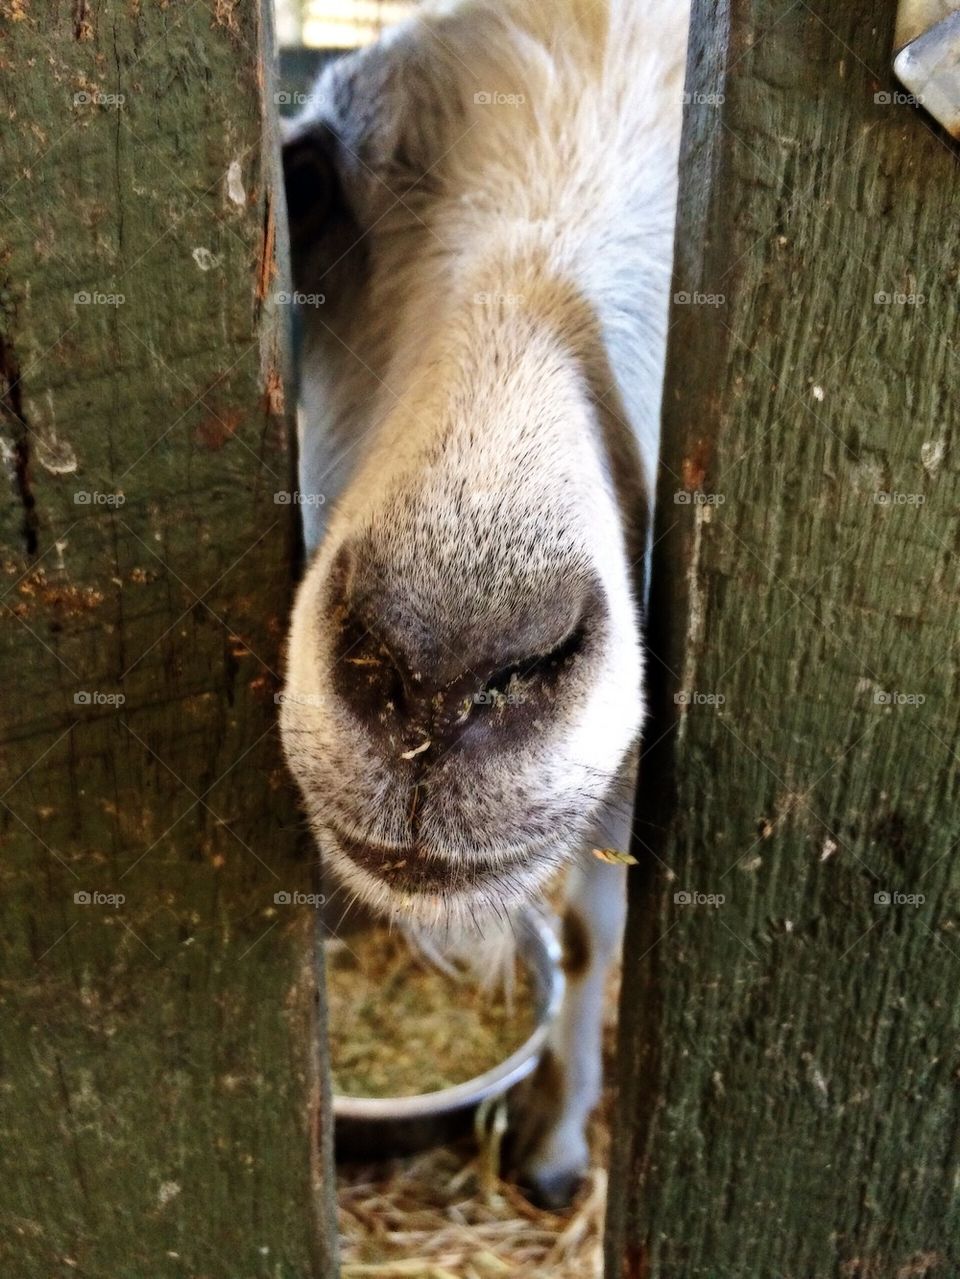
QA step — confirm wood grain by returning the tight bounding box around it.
[0,2,337,1274]
[607,3,960,1277]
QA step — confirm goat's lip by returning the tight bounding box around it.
[324,823,532,895]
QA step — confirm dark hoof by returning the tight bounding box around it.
[518,1166,584,1211]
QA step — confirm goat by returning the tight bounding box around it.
[280,0,688,1207]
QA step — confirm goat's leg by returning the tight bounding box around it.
[507,807,630,1208]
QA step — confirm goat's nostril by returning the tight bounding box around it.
[325,541,601,750]
[477,624,589,706]
[329,597,412,730]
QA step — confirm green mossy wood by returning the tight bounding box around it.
[0,2,337,1275]
[607,3,960,1278]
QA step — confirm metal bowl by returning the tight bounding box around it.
[332,907,565,1160]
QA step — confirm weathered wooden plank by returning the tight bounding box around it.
[0,2,337,1274]
[607,3,960,1277]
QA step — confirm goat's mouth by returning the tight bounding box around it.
[323,822,544,904]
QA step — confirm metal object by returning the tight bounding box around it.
[332,907,565,1160]
[894,0,960,138]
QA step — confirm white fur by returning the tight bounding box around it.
[281,0,688,1198]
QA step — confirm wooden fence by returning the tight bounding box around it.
[608,3,960,1276]
[3,2,958,1277]
[0,2,337,1273]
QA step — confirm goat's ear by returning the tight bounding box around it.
[280,22,463,247]
[282,126,340,245]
